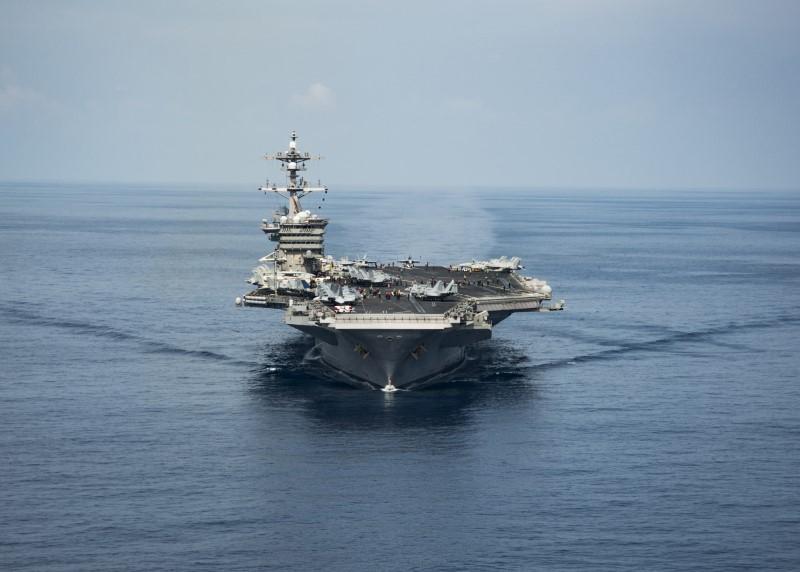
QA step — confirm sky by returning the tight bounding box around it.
[1,0,799,190]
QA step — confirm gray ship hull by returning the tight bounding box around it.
[289,324,491,388]
[241,132,563,390]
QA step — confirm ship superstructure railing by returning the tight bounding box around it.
[261,222,327,232]
[276,227,327,233]
[334,313,454,324]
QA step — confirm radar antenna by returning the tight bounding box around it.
[259,131,327,216]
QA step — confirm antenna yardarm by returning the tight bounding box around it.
[259,131,326,216]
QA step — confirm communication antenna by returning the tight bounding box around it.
[259,131,326,216]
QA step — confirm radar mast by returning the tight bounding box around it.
[259,131,326,216]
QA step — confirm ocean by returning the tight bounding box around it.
[1,183,799,571]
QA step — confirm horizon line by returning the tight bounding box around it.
[0,179,798,194]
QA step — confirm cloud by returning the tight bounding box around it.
[444,97,483,113]
[290,82,336,110]
[0,67,50,114]
[0,83,46,112]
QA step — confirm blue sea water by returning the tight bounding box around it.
[1,183,799,571]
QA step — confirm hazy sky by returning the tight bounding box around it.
[2,0,799,189]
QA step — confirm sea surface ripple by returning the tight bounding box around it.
[1,183,799,571]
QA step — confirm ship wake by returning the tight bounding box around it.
[532,311,800,371]
[0,303,256,367]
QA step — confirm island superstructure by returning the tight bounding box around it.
[238,132,564,390]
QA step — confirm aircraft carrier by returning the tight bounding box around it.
[237,132,564,391]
